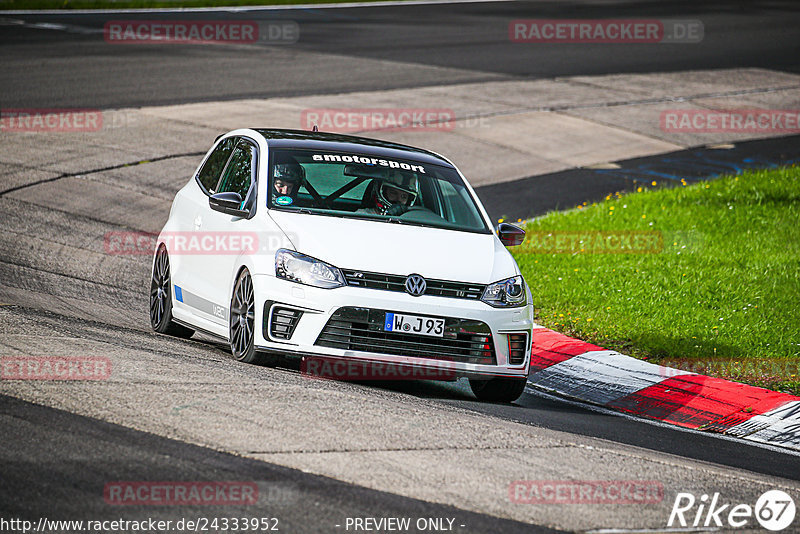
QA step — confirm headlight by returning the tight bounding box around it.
[275,249,345,289]
[481,275,526,308]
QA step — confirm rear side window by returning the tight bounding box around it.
[217,141,255,199]
[196,137,236,194]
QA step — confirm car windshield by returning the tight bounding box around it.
[267,149,490,233]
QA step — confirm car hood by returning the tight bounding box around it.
[268,211,518,284]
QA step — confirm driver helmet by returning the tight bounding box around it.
[372,171,418,214]
[273,155,304,199]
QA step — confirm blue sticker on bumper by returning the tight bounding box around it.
[174,285,183,302]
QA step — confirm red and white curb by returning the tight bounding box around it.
[528,327,800,451]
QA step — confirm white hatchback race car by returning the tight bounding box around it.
[151,128,533,402]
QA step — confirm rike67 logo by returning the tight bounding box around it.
[668,490,796,531]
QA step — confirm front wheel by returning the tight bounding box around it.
[229,269,276,366]
[230,269,257,362]
[469,376,527,403]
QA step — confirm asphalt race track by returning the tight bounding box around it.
[0,395,560,533]
[2,1,800,532]
[2,0,800,108]
[477,133,800,220]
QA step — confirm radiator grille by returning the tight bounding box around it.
[341,270,485,300]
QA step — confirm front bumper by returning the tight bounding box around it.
[252,274,533,379]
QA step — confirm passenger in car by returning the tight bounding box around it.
[271,155,304,205]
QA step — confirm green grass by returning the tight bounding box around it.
[0,0,396,9]
[512,165,800,395]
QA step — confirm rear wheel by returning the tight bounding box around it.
[469,376,527,403]
[150,246,194,338]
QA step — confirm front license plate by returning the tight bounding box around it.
[384,312,444,337]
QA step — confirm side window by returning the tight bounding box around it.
[439,179,479,227]
[197,137,236,194]
[217,140,255,199]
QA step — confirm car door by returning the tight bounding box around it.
[201,137,259,327]
[171,136,237,324]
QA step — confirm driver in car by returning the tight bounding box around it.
[272,155,304,205]
[359,172,418,216]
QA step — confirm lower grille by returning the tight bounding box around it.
[507,332,529,365]
[268,306,303,340]
[315,307,496,365]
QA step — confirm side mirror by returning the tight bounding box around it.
[209,192,248,217]
[497,222,525,247]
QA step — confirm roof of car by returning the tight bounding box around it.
[252,128,452,167]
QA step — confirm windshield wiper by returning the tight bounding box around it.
[280,208,429,227]
[282,207,344,218]
[385,217,426,227]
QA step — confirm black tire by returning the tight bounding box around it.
[469,376,527,403]
[150,246,194,338]
[229,269,276,366]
